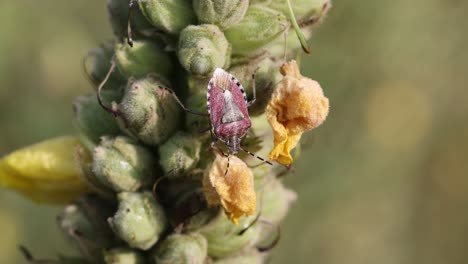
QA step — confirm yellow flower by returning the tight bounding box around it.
[203,153,256,224]
[266,60,329,165]
[0,136,88,204]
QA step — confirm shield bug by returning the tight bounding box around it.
[160,68,272,175]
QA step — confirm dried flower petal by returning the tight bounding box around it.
[0,136,88,204]
[266,60,329,165]
[203,153,256,224]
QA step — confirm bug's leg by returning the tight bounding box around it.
[240,147,273,166]
[256,219,281,252]
[97,59,120,117]
[247,71,257,107]
[198,126,211,134]
[238,211,261,235]
[127,0,136,47]
[81,50,98,85]
[158,86,210,117]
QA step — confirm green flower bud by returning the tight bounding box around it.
[115,40,174,79]
[109,192,168,250]
[224,5,288,56]
[213,248,264,264]
[266,0,330,22]
[73,91,122,146]
[260,179,296,223]
[57,195,116,260]
[178,24,230,76]
[104,248,146,264]
[138,0,196,34]
[107,0,154,40]
[193,0,249,30]
[92,136,158,192]
[151,233,208,264]
[158,132,202,178]
[227,58,282,116]
[86,42,125,88]
[198,210,260,258]
[116,76,182,146]
[185,90,210,132]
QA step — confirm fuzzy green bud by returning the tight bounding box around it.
[265,0,331,22]
[184,92,210,134]
[107,0,154,40]
[224,5,288,56]
[57,195,115,260]
[116,76,182,146]
[151,233,208,264]
[213,248,265,264]
[109,192,168,250]
[104,248,146,264]
[228,58,282,116]
[115,40,174,79]
[158,132,201,178]
[92,136,157,192]
[87,42,125,88]
[73,91,122,146]
[138,0,196,34]
[260,179,296,223]
[193,0,249,30]
[198,210,260,258]
[178,24,230,76]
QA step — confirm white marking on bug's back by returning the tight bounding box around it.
[212,68,232,91]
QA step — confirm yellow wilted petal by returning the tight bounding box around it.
[203,153,256,224]
[0,136,88,204]
[266,60,329,165]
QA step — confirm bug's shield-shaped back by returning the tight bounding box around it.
[207,68,251,153]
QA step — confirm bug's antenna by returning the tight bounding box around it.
[19,245,57,264]
[81,51,98,86]
[224,155,231,176]
[158,86,210,116]
[97,59,119,116]
[240,147,273,166]
[247,70,257,107]
[127,0,135,47]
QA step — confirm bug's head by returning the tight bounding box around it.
[224,136,241,155]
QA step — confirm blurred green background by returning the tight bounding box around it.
[1,1,467,263]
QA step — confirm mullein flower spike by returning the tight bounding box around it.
[267,60,329,165]
[0,136,87,203]
[1,1,333,263]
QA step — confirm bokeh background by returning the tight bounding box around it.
[1,1,467,263]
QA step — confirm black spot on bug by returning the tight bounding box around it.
[236,82,240,86]
[231,77,235,80]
